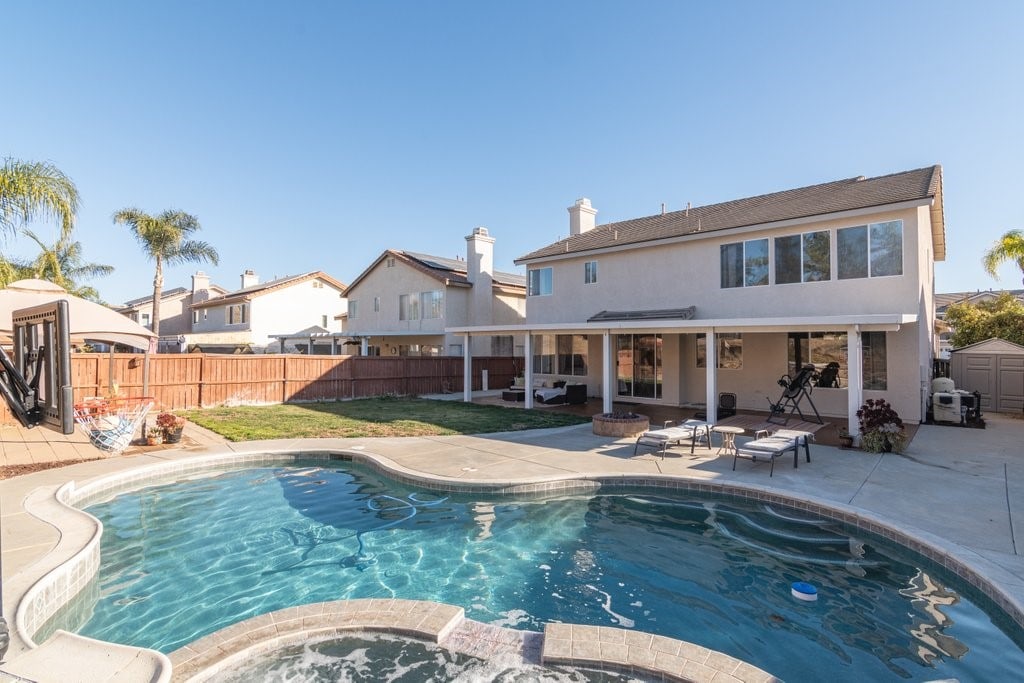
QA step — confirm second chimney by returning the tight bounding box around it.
[568,198,597,236]
[241,269,259,289]
[191,270,211,304]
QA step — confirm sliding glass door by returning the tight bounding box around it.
[616,334,662,399]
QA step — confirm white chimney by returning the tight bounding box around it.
[241,269,259,288]
[568,198,597,236]
[465,227,495,328]
[191,271,211,303]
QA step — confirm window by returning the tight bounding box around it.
[838,220,903,279]
[775,230,831,284]
[528,267,553,296]
[557,335,588,375]
[399,294,419,321]
[227,304,247,325]
[141,313,150,327]
[312,280,324,289]
[373,296,380,312]
[721,239,768,288]
[786,331,887,390]
[449,343,463,356]
[696,334,744,369]
[321,315,328,328]
[348,300,358,320]
[616,334,662,398]
[386,257,396,268]
[531,334,556,374]
[421,290,443,319]
[491,335,513,356]
[192,310,199,324]
[584,261,598,284]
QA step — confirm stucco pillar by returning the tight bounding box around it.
[463,334,472,402]
[847,325,864,437]
[705,330,717,424]
[524,333,534,409]
[602,331,613,414]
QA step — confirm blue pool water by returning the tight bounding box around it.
[75,462,1024,681]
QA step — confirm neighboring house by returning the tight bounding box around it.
[190,270,347,353]
[117,272,229,351]
[340,227,526,357]
[934,289,1024,359]
[451,166,946,429]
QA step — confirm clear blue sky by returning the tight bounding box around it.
[3,1,1022,302]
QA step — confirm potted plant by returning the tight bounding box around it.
[837,427,854,449]
[156,412,186,444]
[145,429,163,447]
[855,399,908,453]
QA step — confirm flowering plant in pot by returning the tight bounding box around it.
[856,399,907,453]
[155,412,186,444]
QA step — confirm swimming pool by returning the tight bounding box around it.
[70,460,1024,681]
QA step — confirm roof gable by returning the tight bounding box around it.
[192,271,346,309]
[517,165,944,263]
[345,249,525,293]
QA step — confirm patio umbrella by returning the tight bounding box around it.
[0,279,155,349]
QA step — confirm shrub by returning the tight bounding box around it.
[856,399,907,453]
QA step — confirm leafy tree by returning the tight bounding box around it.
[113,208,219,339]
[0,255,33,288]
[982,229,1024,286]
[22,228,113,302]
[944,292,1024,347]
[0,158,79,239]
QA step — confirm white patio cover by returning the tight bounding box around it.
[0,279,156,350]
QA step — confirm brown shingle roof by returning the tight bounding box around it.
[517,166,943,262]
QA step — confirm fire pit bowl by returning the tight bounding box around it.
[592,412,650,437]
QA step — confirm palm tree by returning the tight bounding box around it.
[982,229,1024,286]
[113,208,219,339]
[22,228,114,301]
[0,158,79,239]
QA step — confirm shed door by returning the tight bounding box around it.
[964,354,995,410]
[998,355,1024,412]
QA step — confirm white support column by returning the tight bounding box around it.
[524,333,534,409]
[847,325,864,437]
[602,331,613,414]
[705,330,717,424]
[463,334,472,402]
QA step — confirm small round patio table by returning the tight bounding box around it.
[712,425,746,457]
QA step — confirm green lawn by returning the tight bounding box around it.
[182,398,592,441]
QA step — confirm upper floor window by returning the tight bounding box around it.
[348,300,358,320]
[192,310,199,324]
[399,293,419,321]
[227,303,247,325]
[721,239,768,288]
[321,315,328,328]
[775,230,830,284]
[584,261,598,284]
[528,267,553,296]
[421,290,443,319]
[141,313,151,327]
[386,257,396,268]
[373,296,380,312]
[312,280,324,289]
[838,220,903,279]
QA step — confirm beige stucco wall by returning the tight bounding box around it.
[525,207,923,323]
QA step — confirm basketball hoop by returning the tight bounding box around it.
[73,396,154,453]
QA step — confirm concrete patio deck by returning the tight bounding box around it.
[0,408,1022,681]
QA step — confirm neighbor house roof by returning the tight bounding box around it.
[517,165,945,263]
[345,250,526,293]
[935,289,1024,315]
[192,271,347,309]
[118,283,230,311]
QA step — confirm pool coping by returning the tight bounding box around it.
[3,441,1024,681]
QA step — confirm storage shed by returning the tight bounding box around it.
[950,338,1024,413]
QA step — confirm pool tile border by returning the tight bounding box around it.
[11,446,1024,681]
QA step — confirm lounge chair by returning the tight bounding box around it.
[634,419,711,458]
[733,428,813,476]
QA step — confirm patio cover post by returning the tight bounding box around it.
[705,330,717,424]
[462,333,472,402]
[847,325,864,437]
[602,331,613,414]
[523,333,534,409]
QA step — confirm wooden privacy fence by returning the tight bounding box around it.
[1,353,519,424]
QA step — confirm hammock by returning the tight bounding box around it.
[73,396,154,453]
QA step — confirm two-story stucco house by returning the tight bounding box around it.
[117,272,229,351]
[189,270,347,353]
[341,227,526,357]
[451,166,945,431]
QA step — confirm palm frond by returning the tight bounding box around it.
[0,158,80,238]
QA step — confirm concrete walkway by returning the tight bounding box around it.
[1,412,1022,680]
